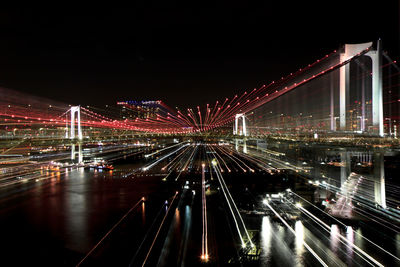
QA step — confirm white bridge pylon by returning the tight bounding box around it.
[66,106,83,140]
[339,40,383,136]
[234,113,247,136]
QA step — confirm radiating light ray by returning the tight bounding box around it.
[142,144,188,171]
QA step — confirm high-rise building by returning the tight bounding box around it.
[116,100,169,119]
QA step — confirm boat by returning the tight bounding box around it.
[85,160,114,170]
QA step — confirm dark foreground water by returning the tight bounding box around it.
[0,163,178,266]
[1,160,400,266]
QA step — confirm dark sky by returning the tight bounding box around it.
[0,3,398,108]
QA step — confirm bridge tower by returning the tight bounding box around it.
[339,40,383,136]
[71,143,83,164]
[67,106,83,140]
[339,150,386,209]
[68,106,83,164]
[234,113,247,136]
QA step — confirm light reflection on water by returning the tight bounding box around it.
[355,227,363,249]
[64,168,89,252]
[157,200,192,266]
[330,224,340,254]
[346,226,355,261]
[142,202,146,226]
[295,220,305,266]
[260,216,272,265]
[260,216,299,266]
[259,218,390,266]
[180,205,192,265]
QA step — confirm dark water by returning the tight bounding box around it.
[1,157,400,266]
[0,163,177,266]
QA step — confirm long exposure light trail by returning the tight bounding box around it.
[212,157,253,248]
[211,160,245,247]
[207,144,229,172]
[313,178,400,233]
[201,163,209,261]
[298,204,384,266]
[128,200,171,267]
[290,191,400,263]
[230,145,276,171]
[0,144,147,187]
[173,146,197,181]
[219,146,254,172]
[265,201,329,267]
[180,145,198,172]
[238,145,306,172]
[161,145,192,171]
[142,144,188,171]
[159,146,195,181]
[145,142,188,158]
[76,197,145,267]
[283,199,385,266]
[142,192,179,267]
[213,146,246,172]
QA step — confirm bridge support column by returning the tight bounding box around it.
[360,67,366,132]
[71,144,75,161]
[65,114,69,138]
[234,117,238,135]
[78,143,83,164]
[368,39,384,137]
[339,62,350,131]
[234,114,247,136]
[242,117,247,136]
[373,151,386,208]
[71,143,83,164]
[70,106,83,140]
[330,73,336,131]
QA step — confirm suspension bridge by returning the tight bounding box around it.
[1,40,400,266]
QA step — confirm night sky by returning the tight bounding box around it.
[0,3,398,108]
